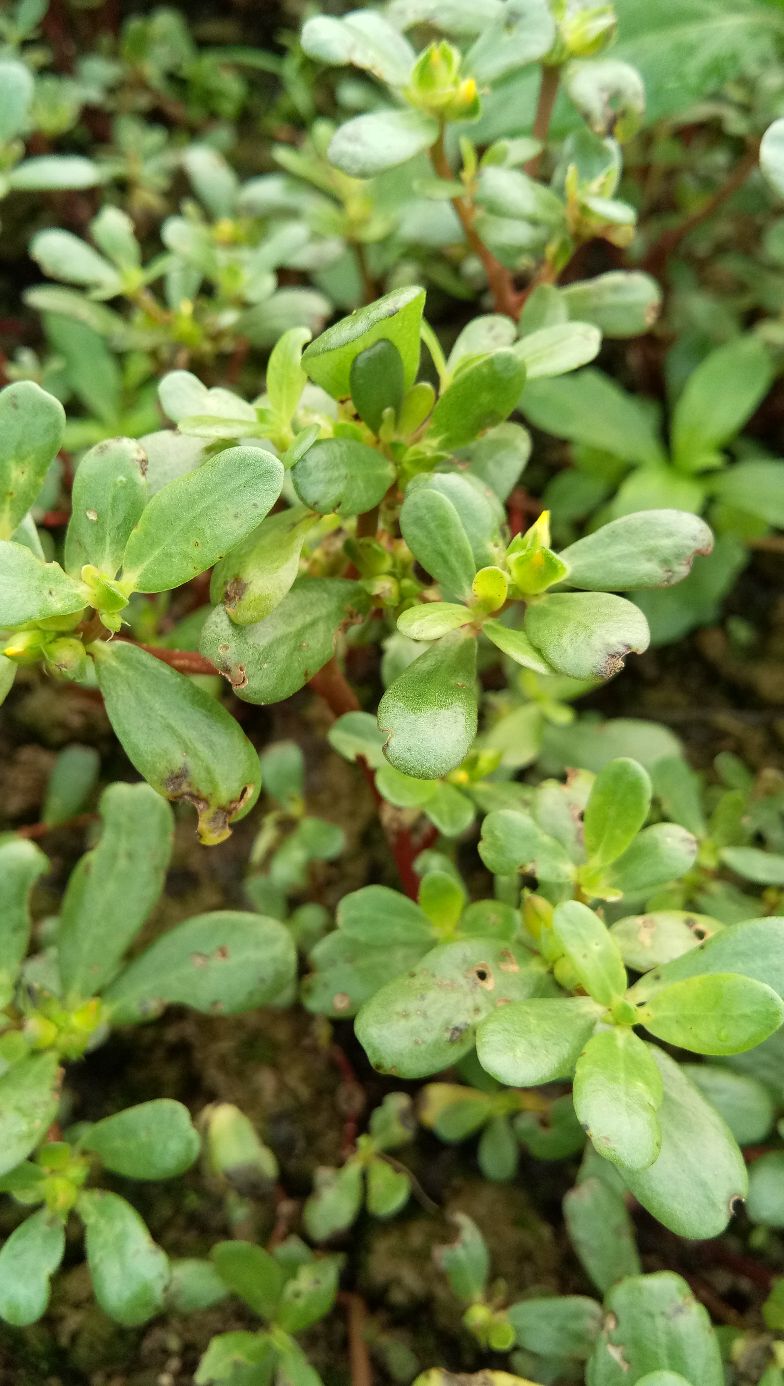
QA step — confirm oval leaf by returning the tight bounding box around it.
[477,996,601,1086]
[91,641,260,845]
[561,511,714,591]
[292,436,394,515]
[79,1190,169,1326]
[0,1210,65,1327]
[64,437,148,579]
[378,631,478,778]
[639,973,784,1056]
[82,1100,200,1180]
[0,382,65,539]
[525,592,650,680]
[573,1029,663,1172]
[0,1052,61,1178]
[0,542,86,629]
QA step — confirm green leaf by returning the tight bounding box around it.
[508,1294,602,1360]
[329,109,439,177]
[671,336,774,465]
[167,1259,229,1313]
[378,631,478,778]
[81,1100,200,1180]
[91,641,260,845]
[104,910,296,1024]
[337,886,432,945]
[629,917,784,1005]
[552,902,627,1006]
[561,511,713,591]
[681,1065,774,1145]
[521,369,664,466]
[350,339,405,434]
[64,438,148,580]
[560,272,661,338]
[57,782,173,1001]
[583,759,652,869]
[304,1161,364,1240]
[478,808,574,880]
[210,507,314,626]
[603,824,697,897]
[609,912,723,972]
[639,973,784,1055]
[121,447,283,593]
[482,619,555,673]
[327,712,387,769]
[621,1050,746,1239]
[366,1157,411,1218]
[195,1331,275,1386]
[79,1190,169,1326]
[747,1152,784,1228]
[211,1241,284,1319]
[0,1210,65,1327]
[301,11,416,84]
[31,229,119,292]
[201,579,366,704]
[10,156,101,192]
[397,602,474,640]
[436,1213,489,1302]
[356,937,552,1078]
[563,1176,640,1295]
[586,1270,723,1386]
[400,487,477,599]
[0,542,86,629]
[276,1257,341,1335]
[0,838,48,989]
[0,381,65,539]
[708,459,784,528]
[477,996,601,1085]
[266,326,310,424]
[0,1052,60,1177]
[428,351,527,450]
[761,117,784,198]
[0,60,33,141]
[524,592,650,680]
[302,287,425,398]
[291,437,394,516]
[720,845,784,886]
[514,323,601,378]
[574,1029,663,1172]
[42,745,100,827]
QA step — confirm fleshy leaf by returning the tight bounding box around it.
[79,1190,169,1326]
[524,592,650,680]
[561,511,713,591]
[573,1029,663,1171]
[64,438,148,579]
[0,382,65,539]
[81,1100,200,1180]
[378,631,478,778]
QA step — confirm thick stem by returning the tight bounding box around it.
[525,65,561,179]
[431,130,521,318]
[119,640,219,676]
[353,242,378,305]
[643,140,760,278]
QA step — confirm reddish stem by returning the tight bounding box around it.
[119,641,219,676]
[18,813,97,840]
[525,65,560,179]
[643,140,760,278]
[338,1292,374,1386]
[431,131,521,318]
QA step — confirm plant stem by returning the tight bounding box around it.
[119,640,219,676]
[430,129,520,317]
[525,65,560,178]
[18,813,97,840]
[643,139,760,277]
[338,1292,373,1386]
[356,505,380,540]
[353,241,377,305]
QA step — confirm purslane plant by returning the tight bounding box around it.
[0,290,713,843]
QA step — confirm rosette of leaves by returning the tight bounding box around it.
[0,381,290,840]
[303,1093,415,1240]
[179,288,712,784]
[0,782,297,1079]
[478,756,700,907]
[0,1099,199,1327]
[429,1212,724,1385]
[168,1237,342,1386]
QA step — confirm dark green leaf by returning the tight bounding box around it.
[303,286,425,398]
[350,339,405,433]
[291,437,394,515]
[211,1241,284,1319]
[429,351,527,450]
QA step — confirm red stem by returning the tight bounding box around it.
[119,641,219,676]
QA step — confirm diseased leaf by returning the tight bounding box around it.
[64,438,148,579]
[91,641,260,845]
[104,911,296,1023]
[561,511,713,591]
[587,1271,723,1386]
[201,579,367,703]
[524,592,650,680]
